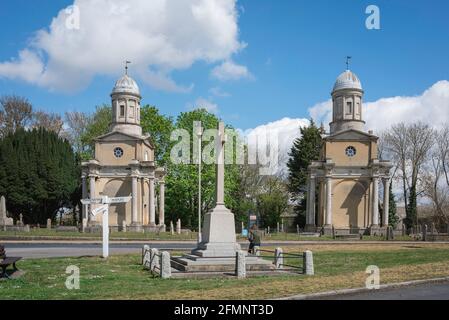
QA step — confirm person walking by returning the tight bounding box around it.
[248,224,261,254]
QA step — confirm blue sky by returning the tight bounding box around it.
[0,0,449,131]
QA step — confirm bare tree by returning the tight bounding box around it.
[62,111,92,154]
[0,95,33,137]
[32,111,64,135]
[383,122,434,227]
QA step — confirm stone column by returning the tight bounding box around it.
[371,177,379,226]
[158,180,165,227]
[149,178,156,226]
[89,175,96,222]
[382,179,390,227]
[306,176,316,230]
[325,177,332,226]
[81,176,87,223]
[142,178,149,225]
[131,176,138,225]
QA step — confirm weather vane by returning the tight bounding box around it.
[125,60,131,75]
[346,56,352,70]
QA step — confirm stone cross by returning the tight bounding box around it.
[47,219,51,230]
[215,122,226,206]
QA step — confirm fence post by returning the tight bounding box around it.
[303,250,314,275]
[235,250,246,279]
[142,245,150,268]
[160,251,172,279]
[274,247,283,269]
[150,248,159,273]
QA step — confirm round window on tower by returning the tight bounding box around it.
[345,146,357,157]
[114,147,124,158]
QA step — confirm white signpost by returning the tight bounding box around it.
[81,196,131,259]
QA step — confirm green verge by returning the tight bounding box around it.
[1,246,448,300]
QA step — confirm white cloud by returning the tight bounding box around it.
[0,0,246,93]
[209,86,230,97]
[308,80,449,134]
[189,97,219,113]
[211,60,253,81]
[243,117,310,176]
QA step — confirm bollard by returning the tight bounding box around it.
[303,250,314,275]
[150,248,159,273]
[160,251,172,279]
[235,250,246,279]
[274,247,283,269]
[254,245,260,256]
[142,245,150,267]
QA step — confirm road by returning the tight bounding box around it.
[3,241,291,259]
[317,281,449,300]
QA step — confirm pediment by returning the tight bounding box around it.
[325,129,378,142]
[95,131,154,149]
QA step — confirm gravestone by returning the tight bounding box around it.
[281,219,284,233]
[401,224,405,236]
[423,224,428,241]
[267,226,270,234]
[297,224,300,235]
[176,219,181,235]
[431,223,437,234]
[277,222,280,233]
[18,213,24,226]
[170,221,174,235]
[0,196,13,226]
[447,223,449,235]
[122,220,127,233]
[47,219,51,230]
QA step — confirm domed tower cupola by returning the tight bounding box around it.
[110,62,142,136]
[329,68,365,134]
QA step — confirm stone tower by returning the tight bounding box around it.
[306,68,392,236]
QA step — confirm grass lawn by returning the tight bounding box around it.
[0,229,414,242]
[1,243,448,300]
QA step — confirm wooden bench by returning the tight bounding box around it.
[0,245,22,279]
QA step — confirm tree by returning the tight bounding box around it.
[32,111,64,135]
[62,111,92,155]
[0,95,33,137]
[384,122,434,228]
[0,128,79,224]
[80,105,112,159]
[388,181,399,229]
[256,176,289,228]
[140,105,174,166]
[165,109,242,229]
[286,119,323,226]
